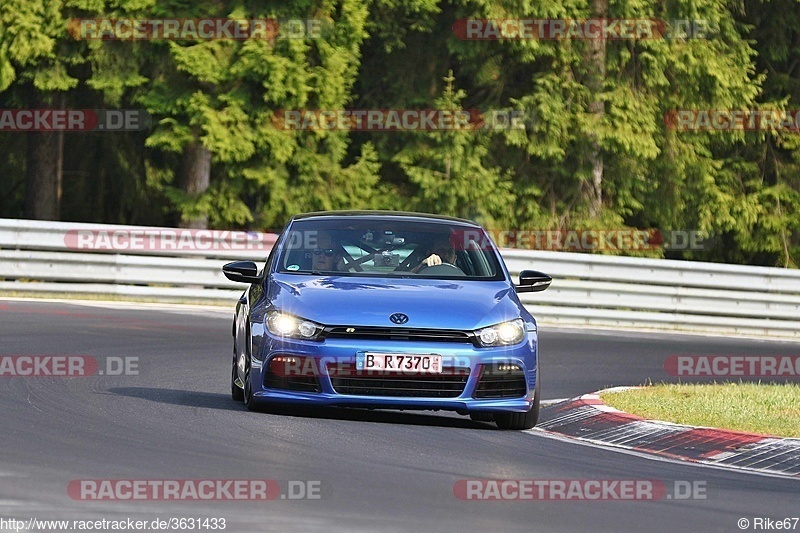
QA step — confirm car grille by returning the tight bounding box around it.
[473,363,527,398]
[323,326,476,345]
[328,363,470,397]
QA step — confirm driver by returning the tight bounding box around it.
[411,239,457,272]
[311,231,344,272]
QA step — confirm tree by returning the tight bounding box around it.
[140,0,382,229]
[0,0,79,219]
[393,71,515,225]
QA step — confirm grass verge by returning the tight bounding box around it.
[600,382,800,438]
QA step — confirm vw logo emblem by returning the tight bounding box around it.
[389,313,409,325]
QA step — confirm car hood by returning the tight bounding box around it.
[266,274,529,330]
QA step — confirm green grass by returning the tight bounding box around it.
[600,382,800,438]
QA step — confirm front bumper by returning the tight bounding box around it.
[249,331,539,414]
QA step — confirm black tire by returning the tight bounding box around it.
[243,367,259,412]
[494,381,540,430]
[231,355,244,402]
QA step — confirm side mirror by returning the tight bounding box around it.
[515,270,551,293]
[223,261,262,284]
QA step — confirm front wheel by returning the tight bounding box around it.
[494,380,540,430]
[243,367,259,412]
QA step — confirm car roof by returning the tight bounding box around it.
[290,210,483,227]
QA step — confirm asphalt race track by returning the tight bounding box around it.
[1,299,798,532]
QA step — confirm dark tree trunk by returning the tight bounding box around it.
[586,127,603,218]
[179,141,212,229]
[23,93,64,220]
[586,0,608,219]
[24,131,62,220]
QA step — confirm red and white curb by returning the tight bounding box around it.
[537,388,800,478]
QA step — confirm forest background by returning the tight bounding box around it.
[2,0,799,267]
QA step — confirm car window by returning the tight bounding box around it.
[277,217,503,280]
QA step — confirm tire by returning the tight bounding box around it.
[243,367,259,412]
[494,380,540,430]
[231,355,244,402]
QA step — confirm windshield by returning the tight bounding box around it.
[276,217,504,280]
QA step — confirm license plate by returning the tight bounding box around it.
[356,352,442,374]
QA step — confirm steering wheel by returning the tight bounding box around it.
[416,263,465,275]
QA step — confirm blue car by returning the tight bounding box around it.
[223,211,551,429]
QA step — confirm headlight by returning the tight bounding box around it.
[475,319,526,347]
[266,311,324,340]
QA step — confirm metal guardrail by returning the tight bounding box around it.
[2,218,800,338]
[504,251,800,337]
